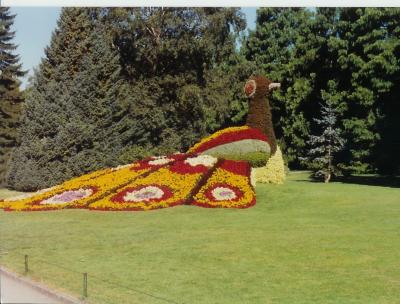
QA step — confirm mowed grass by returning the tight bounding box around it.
[0,172,399,304]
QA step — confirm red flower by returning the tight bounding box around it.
[190,128,269,154]
[169,161,209,174]
[219,159,250,177]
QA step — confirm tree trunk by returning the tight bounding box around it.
[324,172,331,183]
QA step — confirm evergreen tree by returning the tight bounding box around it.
[0,7,25,186]
[7,8,96,190]
[244,8,337,167]
[8,8,247,190]
[335,8,400,174]
[301,82,345,183]
[244,8,400,175]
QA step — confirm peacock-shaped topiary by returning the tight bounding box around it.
[0,76,282,212]
[244,75,280,155]
[190,75,281,166]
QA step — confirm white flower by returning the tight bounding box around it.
[148,156,174,166]
[185,155,217,168]
[40,188,93,205]
[111,164,131,171]
[123,186,165,202]
[211,187,237,201]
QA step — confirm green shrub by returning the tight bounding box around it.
[208,151,270,168]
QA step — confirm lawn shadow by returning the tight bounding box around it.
[335,175,400,188]
[290,171,400,188]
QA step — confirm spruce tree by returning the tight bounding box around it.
[7,8,95,190]
[0,7,26,186]
[8,8,247,190]
[335,8,400,174]
[301,82,345,183]
[244,8,400,175]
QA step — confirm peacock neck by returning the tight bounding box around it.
[246,95,277,154]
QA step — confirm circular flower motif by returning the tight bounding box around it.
[124,186,164,202]
[211,187,237,201]
[204,184,242,202]
[111,185,173,204]
[184,155,217,168]
[40,188,94,205]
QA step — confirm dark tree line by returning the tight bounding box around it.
[2,7,400,190]
[245,8,400,175]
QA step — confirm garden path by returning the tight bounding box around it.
[0,268,79,304]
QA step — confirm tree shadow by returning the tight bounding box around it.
[334,175,400,188]
[291,172,400,188]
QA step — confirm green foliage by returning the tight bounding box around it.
[8,9,119,190]
[245,8,400,175]
[211,151,269,168]
[245,8,321,166]
[336,8,400,175]
[0,7,26,186]
[110,8,249,152]
[8,8,248,191]
[8,7,400,190]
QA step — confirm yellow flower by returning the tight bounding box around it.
[252,146,286,185]
[89,167,204,211]
[193,167,255,208]
[3,165,151,211]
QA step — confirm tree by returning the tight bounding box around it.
[244,8,400,175]
[8,8,248,190]
[107,8,248,157]
[301,81,345,183]
[0,7,26,186]
[244,8,338,167]
[335,8,400,174]
[7,8,97,190]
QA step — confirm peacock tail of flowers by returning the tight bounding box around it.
[2,153,256,212]
[187,126,270,155]
[192,159,255,209]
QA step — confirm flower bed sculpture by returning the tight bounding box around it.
[0,75,282,212]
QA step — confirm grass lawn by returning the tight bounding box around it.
[0,172,399,303]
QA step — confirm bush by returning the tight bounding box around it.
[210,151,270,168]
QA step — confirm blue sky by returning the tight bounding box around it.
[11,7,257,88]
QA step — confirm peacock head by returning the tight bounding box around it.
[244,75,280,99]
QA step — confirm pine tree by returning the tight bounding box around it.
[244,8,400,175]
[0,7,26,186]
[301,81,345,183]
[335,8,400,174]
[7,8,95,190]
[8,8,247,190]
[244,8,338,167]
